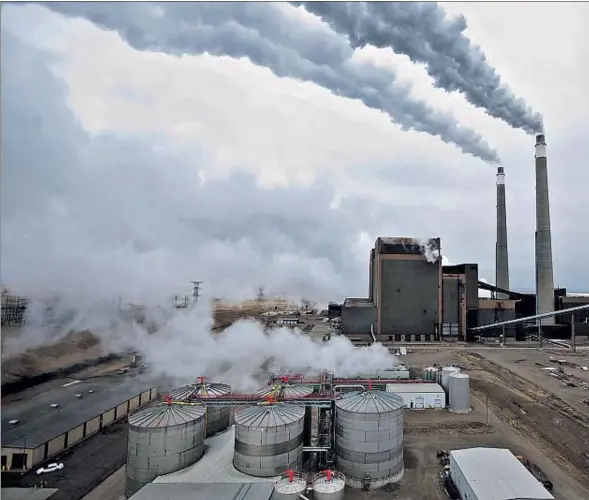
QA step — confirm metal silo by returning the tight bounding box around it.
[312,470,346,500]
[126,399,206,498]
[171,380,232,436]
[448,373,470,413]
[234,401,305,477]
[257,384,314,400]
[423,367,437,381]
[335,390,404,489]
[272,470,308,499]
[441,366,461,391]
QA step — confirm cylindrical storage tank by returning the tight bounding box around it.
[272,471,307,499]
[125,401,206,498]
[234,403,305,477]
[423,367,437,381]
[313,470,346,500]
[257,384,314,400]
[171,382,232,436]
[448,373,470,414]
[335,390,404,489]
[441,367,460,391]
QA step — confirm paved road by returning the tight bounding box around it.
[81,466,125,500]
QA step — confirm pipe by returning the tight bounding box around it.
[496,166,510,299]
[535,133,555,324]
[299,495,312,500]
[332,384,365,397]
[370,324,376,344]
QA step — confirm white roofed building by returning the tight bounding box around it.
[449,447,555,500]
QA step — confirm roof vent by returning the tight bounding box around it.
[50,403,59,409]
[88,389,94,394]
[75,394,83,398]
[9,420,19,425]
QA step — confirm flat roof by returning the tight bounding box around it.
[129,483,274,500]
[1,376,155,449]
[386,383,444,394]
[0,489,58,500]
[343,298,373,308]
[155,426,279,484]
[450,447,555,500]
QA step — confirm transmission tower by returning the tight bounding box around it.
[190,281,203,303]
[256,286,265,317]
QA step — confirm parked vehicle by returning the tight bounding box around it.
[36,463,64,475]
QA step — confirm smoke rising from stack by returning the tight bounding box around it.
[40,1,499,162]
[3,296,397,392]
[534,133,555,323]
[495,166,510,298]
[297,1,544,134]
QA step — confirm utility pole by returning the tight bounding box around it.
[190,281,203,304]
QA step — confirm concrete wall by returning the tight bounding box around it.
[341,303,376,335]
[116,402,129,419]
[86,415,101,437]
[102,408,116,426]
[68,424,84,446]
[129,396,140,411]
[369,249,375,302]
[140,390,151,405]
[47,434,65,457]
[378,255,441,336]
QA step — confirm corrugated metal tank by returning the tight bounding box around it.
[313,470,346,500]
[171,382,231,436]
[272,471,308,499]
[441,366,461,391]
[335,390,404,489]
[234,402,305,477]
[125,401,206,498]
[257,384,314,400]
[448,373,470,413]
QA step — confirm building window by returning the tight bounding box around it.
[1,455,7,471]
[425,335,431,342]
[405,334,411,342]
[395,335,401,342]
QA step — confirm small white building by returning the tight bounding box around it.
[449,447,555,500]
[385,383,445,409]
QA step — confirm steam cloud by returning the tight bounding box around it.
[3,297,397,392]
[297,1,544,134]
[40,1,499,163]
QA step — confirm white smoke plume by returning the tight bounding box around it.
[418,238,441,264]
[3,296,397,393]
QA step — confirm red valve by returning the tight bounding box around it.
[367,379,373,391]
[326,470,333,482]
[165,394,172,405]
[279,375,289,383]
[287,469,295,482]
[266,395,276,405]
[198,376,206,384]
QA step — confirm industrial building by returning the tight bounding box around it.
[1,378,156,473]
[385,383,445,409]
[449,447,555,500]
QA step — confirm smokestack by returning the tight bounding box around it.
[534,134,555,324]
[495,166,509,299]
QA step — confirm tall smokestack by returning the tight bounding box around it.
[495,166,509,298]
[535,133,555,324]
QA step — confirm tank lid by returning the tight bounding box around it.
[257,384,314,399]
[313,470,345,493]
[335,390,404,413]
[171,381,231,400]
[129,399,206,428]
[274,471,307,493]
[234,402,305,427]
[450,373,469,380]
[442,366,461,372]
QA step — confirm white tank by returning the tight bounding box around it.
[449,373,470,413]
[441,366,460,391]
[313,470,345,500]
[423,367,438,381]
[272,471,307,499]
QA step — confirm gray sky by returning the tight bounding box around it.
[2,2,588,306]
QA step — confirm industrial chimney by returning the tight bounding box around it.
[535,134,555,324]
[495,166,509,299]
